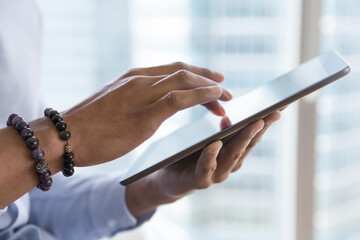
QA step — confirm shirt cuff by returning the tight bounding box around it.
[0,206,8,215]
[88,174,155,238]
[0,204,17,230]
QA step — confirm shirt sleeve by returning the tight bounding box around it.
[28,172,155,240]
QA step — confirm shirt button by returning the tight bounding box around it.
[107,219,117,227]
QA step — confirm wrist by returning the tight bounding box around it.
[126,173,178,218]
[30,117,65,174]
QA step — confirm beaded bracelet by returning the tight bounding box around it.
[44,108,75,177]
[7,114,53,191]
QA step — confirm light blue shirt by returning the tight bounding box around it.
[0,174,154,240]
[0,0,154,239]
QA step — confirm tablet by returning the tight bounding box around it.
[120,50,351,185]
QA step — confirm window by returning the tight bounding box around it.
[315,0,360,239]
[35,0,360,239]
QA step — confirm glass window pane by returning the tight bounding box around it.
[316,0,360,239]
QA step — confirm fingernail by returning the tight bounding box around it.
[225,117,232,127]
[214,71,224,79]
[223,88,233,99]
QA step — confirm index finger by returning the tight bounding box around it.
[123,62,225,83]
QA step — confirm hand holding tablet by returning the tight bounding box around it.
[126,111,281,217]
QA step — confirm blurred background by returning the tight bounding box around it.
[35,0,360,239]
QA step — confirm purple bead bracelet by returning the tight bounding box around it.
[8,113,53,191]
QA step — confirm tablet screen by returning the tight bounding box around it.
[121,50,350,185]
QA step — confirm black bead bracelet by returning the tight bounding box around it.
[7,113,53,191]
[44,108,75,177]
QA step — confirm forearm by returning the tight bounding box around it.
[0,117,64,208]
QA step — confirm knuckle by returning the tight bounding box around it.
[172,61,188,69]
[123,68,142,77]
[131,68,143,76]
[200,164,217,176]
[176,69,192,83]
[166,91,182,108]
[214,174,229,183]
[232,153,241,161]
[195,179,212,189]
[247,140,257,149]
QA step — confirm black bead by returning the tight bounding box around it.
[44,108,53,117]
[64,165,74,172]
[63,168,74,177]
[56,121,67,132]
[49,110,59,119]
[63,152,74,161]
[26,136,39,150]
[59,130,71,140]
[52,114,63,124]
[64,161,74,169]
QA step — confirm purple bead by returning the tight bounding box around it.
[39,170,51,181]
[11,116,23,126]
[6,120,12,126]
[21,128,34,140]
[8,113,18,123]
[26,136,39,150]
[40,178,53,188]
[37,184,51,191]
[15,120,29,132]
[32,148,45,161]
